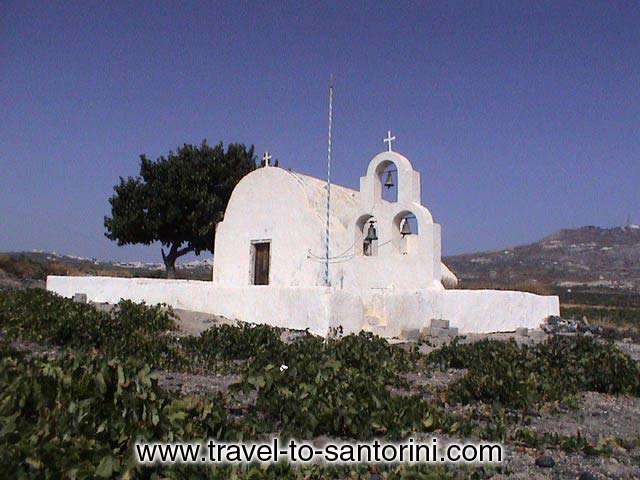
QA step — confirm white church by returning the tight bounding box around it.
[48,134,559,337]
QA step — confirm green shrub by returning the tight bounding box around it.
[0,289,176,346]
[428,336,640,409]
[242,332,437,439]
[181,322,286,367]
[0,288,111,346]
[0,340,469,479]
[0,342,236,479]
[538,335,640,395]
[0,289,189,370]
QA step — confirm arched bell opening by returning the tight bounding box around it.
[374,160,398,203]
[355,214,379,257]
[392,211,419,255]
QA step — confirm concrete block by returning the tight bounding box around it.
[448,327,459,337]
[515,327,529,337]
[429,318,450,329]
[73,293,87,304]
[528,329,547,340]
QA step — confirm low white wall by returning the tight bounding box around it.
[46,276,559,337]
[439,289,559,333]
[354,288,558,336]
[46,276,334,336]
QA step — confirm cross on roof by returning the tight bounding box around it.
[262,151,272,166]
[383,130,396,152]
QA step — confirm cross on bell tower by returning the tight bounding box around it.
[262,151,272,167]
[383,130,396,152]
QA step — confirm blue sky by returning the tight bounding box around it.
[1,1,639,262]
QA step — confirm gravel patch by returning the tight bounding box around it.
[156,371,242,396]
[615,340,640,362]
[393,369,468,400]
[156,370,257,416]
[516,392,640,446]
[495,445,640,479]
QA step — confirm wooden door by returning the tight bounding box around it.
[253,242,270,285]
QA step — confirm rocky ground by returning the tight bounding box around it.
[398,365,640,479]
[497,392,640,478]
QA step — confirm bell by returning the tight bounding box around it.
[401,218,412,236]
[365,222,378,242]
[384,170,394,189]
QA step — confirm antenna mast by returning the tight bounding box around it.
[324,76,334,287]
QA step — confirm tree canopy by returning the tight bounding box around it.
[104,141,256,276]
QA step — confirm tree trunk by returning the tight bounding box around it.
[161,245,179,279]
[161,243,195,279]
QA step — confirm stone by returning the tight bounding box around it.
[578,472,597,480]
[528,329,546,340]
[546,315,559,325]
[73,293,87,304]
[515,327,528,337]
[534,455,555,468]
[447,327,459,337]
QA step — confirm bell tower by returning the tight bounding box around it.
[344,143,443,290]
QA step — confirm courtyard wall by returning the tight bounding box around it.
[46,276,559,336]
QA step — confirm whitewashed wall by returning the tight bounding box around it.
[212,151,450,291]
[212,167,360,288]
[359,288,560,336]
[439,289,560,333]
[47,276,559,336]
[46,276,342,335]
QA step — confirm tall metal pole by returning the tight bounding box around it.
[324,76,334,287]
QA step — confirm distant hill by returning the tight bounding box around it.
[0,251,212,290]
[445,225,640,291]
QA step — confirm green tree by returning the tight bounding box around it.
[104,141,256,277]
